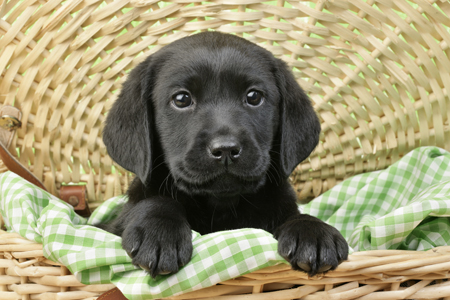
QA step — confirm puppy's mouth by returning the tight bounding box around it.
[173,166,267,197]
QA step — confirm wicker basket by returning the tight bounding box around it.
[2,229,450,299]
[1,0,450,299]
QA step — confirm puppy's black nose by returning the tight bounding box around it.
[208,138,242,164]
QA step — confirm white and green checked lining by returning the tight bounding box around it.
[302,146,450,251]
[1,146,450,299]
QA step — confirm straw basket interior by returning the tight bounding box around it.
[0,0,450,208]
[1,1,450,300]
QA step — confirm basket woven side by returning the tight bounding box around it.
[1,229,450,300]
[0,230,114,300]
[1,0,450,205]
[290,0,450,200]
[167,247,450,300]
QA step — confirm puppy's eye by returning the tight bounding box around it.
[172,92,193,109]
[246,90,264,106]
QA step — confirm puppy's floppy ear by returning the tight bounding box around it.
[274,59,321,177]
[103,56,157,185]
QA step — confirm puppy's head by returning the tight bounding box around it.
[103,32,320,197]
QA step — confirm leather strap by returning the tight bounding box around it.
[97,288,128,300]
[0,106,47,190]
[0,141,48,190]
[0,105,90,215]
[60,185,91,217]
[0,106,115,298]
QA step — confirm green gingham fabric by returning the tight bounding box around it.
[302,146,450,251]
[1,146,450,299]
[0,174,284,299]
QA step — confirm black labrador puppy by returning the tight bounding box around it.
[102,32,348,278]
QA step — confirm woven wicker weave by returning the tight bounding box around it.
[1,0,449,205]
[0,230,115,299]
[1,230,450,300]
[1,0,450,299]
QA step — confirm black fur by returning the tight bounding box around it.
[102,32,348,278]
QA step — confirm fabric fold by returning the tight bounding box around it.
[1,147,450,299]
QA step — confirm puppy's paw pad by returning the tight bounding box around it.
[122,221,193,278]
[275,217,348,277]
[297,263,311,272]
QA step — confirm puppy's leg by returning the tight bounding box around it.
[274,214,348,277]
[105,197,192,278]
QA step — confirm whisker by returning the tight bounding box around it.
[269,149,282,156]
[174,177,180,201]
[151,160,167,173]
[210,204,217,232]
[170,177,177,200]
[159,173,171,195]
[268,161,283,183]
[266,169,275,184]
[240,194,258,209]
[230,203,238,218]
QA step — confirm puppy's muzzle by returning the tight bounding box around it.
[208,137,242,166]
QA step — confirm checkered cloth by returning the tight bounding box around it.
[302,146,450,251]
[1,146,450,299]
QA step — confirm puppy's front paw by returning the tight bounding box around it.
[274,217,348,276]
[122,219,193,278]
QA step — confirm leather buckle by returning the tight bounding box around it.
[60,185,91,217]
